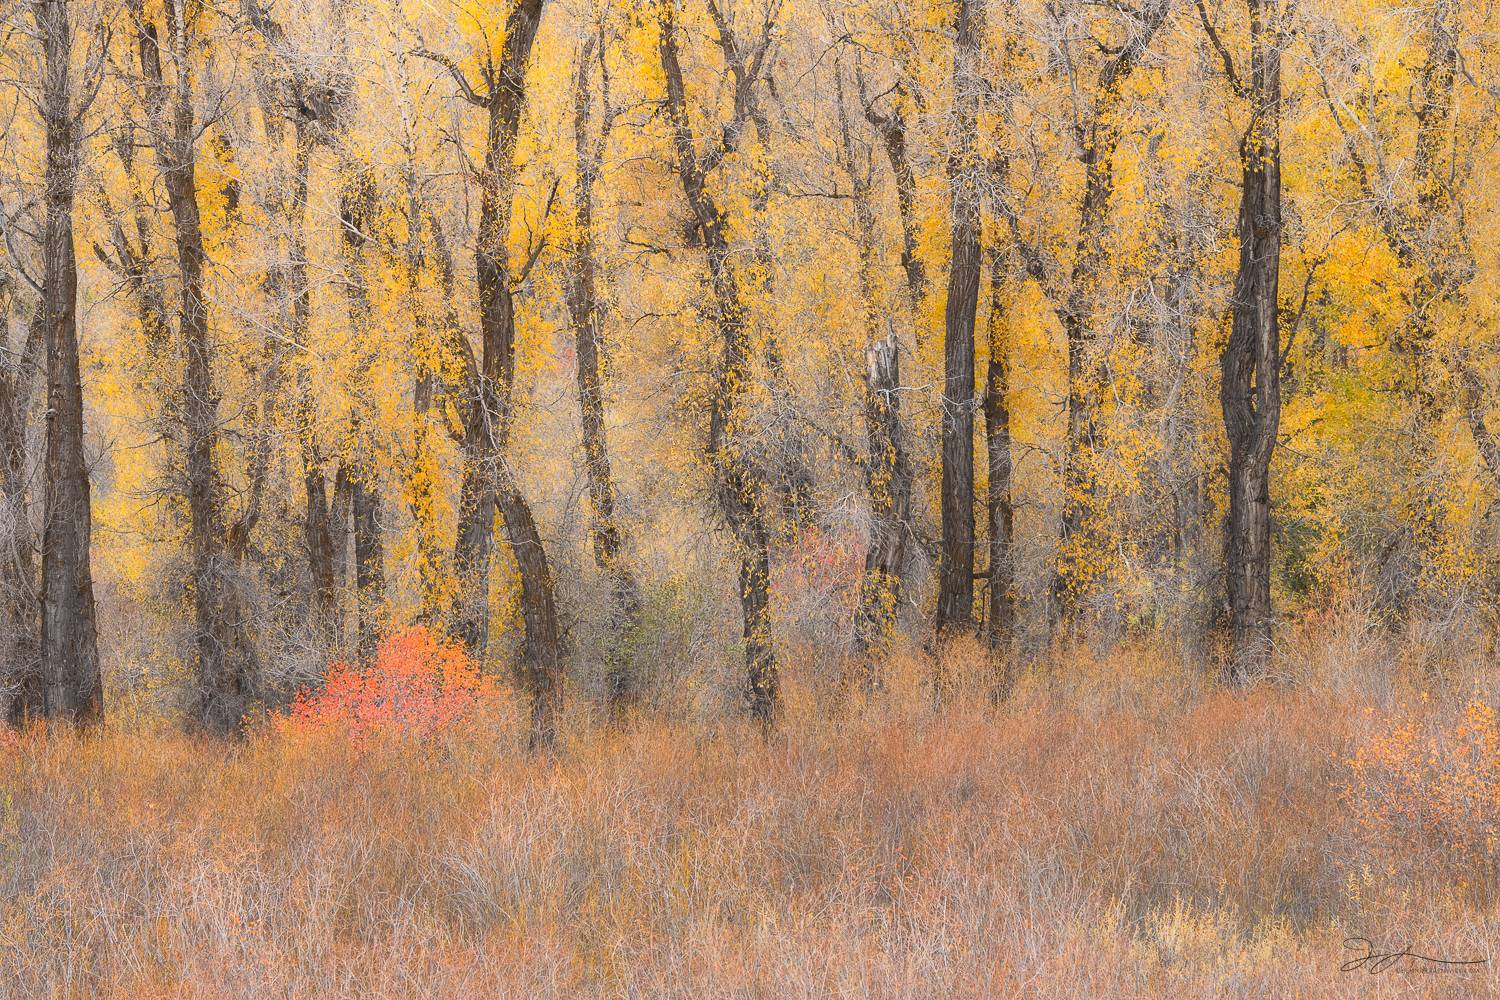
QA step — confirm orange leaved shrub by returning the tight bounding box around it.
[1343,700,1500,867]
[276,626,494,742]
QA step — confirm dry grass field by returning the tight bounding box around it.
[5,609,1499,998]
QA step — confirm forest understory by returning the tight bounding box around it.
[4,0,1500,993]
[6,606,1500,999]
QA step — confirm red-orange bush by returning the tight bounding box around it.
[1343,700,1500,866]
[276,627,494,743]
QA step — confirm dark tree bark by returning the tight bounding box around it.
[566,32,642,715]
[285,128,338,637]
[424,0,564,750]
[35,0,102,725]
[138,4,257,736]
[1221,0,1285,682]
[935,0,983,635]
[859,77,926,313]
[659,2,779,723]
[983,246,1015,652]
[1,299,43,725]
[338,169,386,661]
[350,461,384,659]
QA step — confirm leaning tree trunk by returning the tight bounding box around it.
[860,77,926,315]
[659,4,779,723]
[935,0,983,635]
[37,0,102,725]
[1,302,43,725]
[427,0,563,750]
[566,34,642,716]
[139,8,256,735]
[1222,0,1284,683]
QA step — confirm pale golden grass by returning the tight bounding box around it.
[3,617,1499,998]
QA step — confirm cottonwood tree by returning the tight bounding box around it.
[1311,0,1500,607]
[35,0,105,723]
[1046,0,1176,624]
[1198,0,1289,680]
[831,50,914,678]
[934,0,984,636]
[565,14,642,715]
[657,0,784,723]
[0,0,107,725]
[418,0,566,750]
[983,181,1016,654]
[129,0,258,735]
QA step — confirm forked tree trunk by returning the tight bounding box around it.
[659,4,778,723]
[428,0,563,750]
[935,0,982,635]
[1222,0,1284,683]
[36,0,102,725]
[567,34,642,716]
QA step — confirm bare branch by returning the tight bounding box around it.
[412,46,492,108]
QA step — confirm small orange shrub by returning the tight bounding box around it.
[276,627,494,743]
[1343,700,1500,866]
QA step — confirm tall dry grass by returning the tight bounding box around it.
[4,610,1499,998]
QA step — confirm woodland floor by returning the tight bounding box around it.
[3,613,1499,998]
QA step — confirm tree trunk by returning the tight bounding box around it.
[837,73,913,680]
[139,6,256,735]
[1222,0,1284,683]
[494,471,563,749]
[567,35,642,716]
[350,464,384,660]
[436,0,564,750]
[36,0,102,725]
[862,86,926,314]
[1,301,43,725]
[452,442,497,655]
[983,247,1015,652]
[338,168,385,660]
[935,0,982,635]
[1397,0,1459,425]
[286,127,338,638]
[659,4,779,723]
[854,334,912,673]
